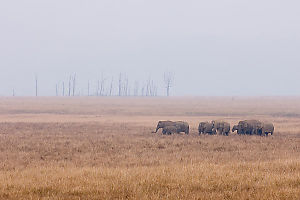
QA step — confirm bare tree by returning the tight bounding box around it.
[133,81,139,96]
[56,84,58,96]
[72,73,76,96]
[35,75,38,96]
[118,73,122,96]
[62,81,65,96]
[124,76,129,96]
[99,73,106,96]
[146,79,150,96]
[147,78,157,96]
[141,83,145,96]
[96,80,100,96]
[68,75,72,96]
[109,77,114,96]
[164,72,174,96]
[146,77,157,96]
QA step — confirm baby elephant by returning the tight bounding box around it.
[162,125,179,135]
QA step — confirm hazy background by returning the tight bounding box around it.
[0,0,299,96]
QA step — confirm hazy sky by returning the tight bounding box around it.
[0,0,300,96]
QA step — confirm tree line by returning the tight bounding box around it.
[32,72,174,97]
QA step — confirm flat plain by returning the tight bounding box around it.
[0,97,299,200]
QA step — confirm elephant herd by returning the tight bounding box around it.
[154,120,274,136]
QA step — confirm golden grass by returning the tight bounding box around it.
[0,97,300,199]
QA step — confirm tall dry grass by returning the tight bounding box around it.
[0,97,299,199]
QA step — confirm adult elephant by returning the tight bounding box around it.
[232,120,248,135]
[232,120,262,135]
[212,120,230,136]
[154,121,189,135]
[244,120,263,135]
[258,122,274,136]
[174,121,189,135]
[198,122,215,135]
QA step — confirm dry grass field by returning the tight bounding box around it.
[0,97,300,200]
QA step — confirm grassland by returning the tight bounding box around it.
[0,97,299,199]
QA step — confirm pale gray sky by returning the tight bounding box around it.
[0,0,299,96]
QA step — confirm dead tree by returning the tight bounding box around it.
[124,76,129,96]
[118,73,122,96]
[68,75,72,96]
[72,74,76,96]
[56,84,58,96]
[147,79,157,96]
[141,84,145,96]
[99,74,106,96]
[96,80,100,96]
[109,77,114,96]
[133,81,139,96]
[164,72,174,96]
[35,75,38,96]
[146,77,156,96]
[146,79,150,96]
[62,81,65,96]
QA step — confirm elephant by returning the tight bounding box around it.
[198,122,206,134]
[244,120,263,135]
[232,120,248,135]
[198,122,215,135]
[233,120,248,135]
[174,121,189,135]
[256,122,274,136]
[232,120,262,135]
[212,120,230,136]
[162,125,179,135]
[154,121,189,135]
[154,121,175,133]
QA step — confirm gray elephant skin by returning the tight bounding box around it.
[155,121,189,134]
[232,120,262,135]
[212,120,230,136]
[162,125,179,135]
[198,122,215,135]
[232,120,273,136]
[256,122,274,136]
